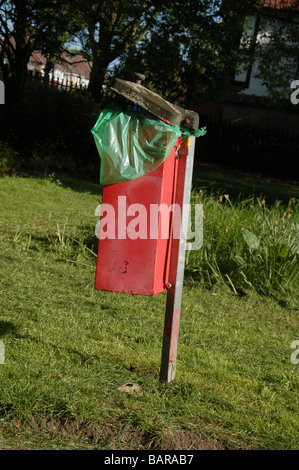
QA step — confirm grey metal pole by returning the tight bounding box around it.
[159,136,196,383]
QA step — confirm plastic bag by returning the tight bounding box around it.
[91,108,182,185]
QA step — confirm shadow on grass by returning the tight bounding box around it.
[30,164,299,205]
[52,172,102,197]
[192,163,299,204]
[30,170,103,196]
[0,321,17,337]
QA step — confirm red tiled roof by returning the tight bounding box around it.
[30,50,47,65]
[57,52,91,80]
[258,0,299,10]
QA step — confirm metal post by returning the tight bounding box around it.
[159,136,196,383]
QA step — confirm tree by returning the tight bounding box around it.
[111,0,258,107]
[74,0,170,99]
[0,1,32,99]
[0,0,78,101]
[112,0,298,108]
[112,18,185,104]
[32,1,80,82]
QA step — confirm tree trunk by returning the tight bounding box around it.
[88,57,110,100]
[44,56,56,83]
[5,0,32,103]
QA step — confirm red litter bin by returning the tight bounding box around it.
[94,134,183,296]
[91,74,205,382]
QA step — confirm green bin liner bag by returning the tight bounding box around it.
[91,108,182,185]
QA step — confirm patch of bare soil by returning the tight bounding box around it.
[4,416,244,450]
[37,418,235,450]
[160,429,222,450]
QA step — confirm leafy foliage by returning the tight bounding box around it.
[254,12,299,103]
[1,0,298,105]
[0,0,79,99]
[73,0,169,98]
[112,0,260,106]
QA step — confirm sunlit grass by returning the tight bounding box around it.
[0,174,298,450]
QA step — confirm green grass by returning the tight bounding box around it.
[0,173,298,450]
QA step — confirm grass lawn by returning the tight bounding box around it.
[0,170,298,450]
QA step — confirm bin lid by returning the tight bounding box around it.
[111,75,199,130]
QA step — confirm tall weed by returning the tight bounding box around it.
[186,190,298,296]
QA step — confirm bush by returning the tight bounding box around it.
[0,140,17,174]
